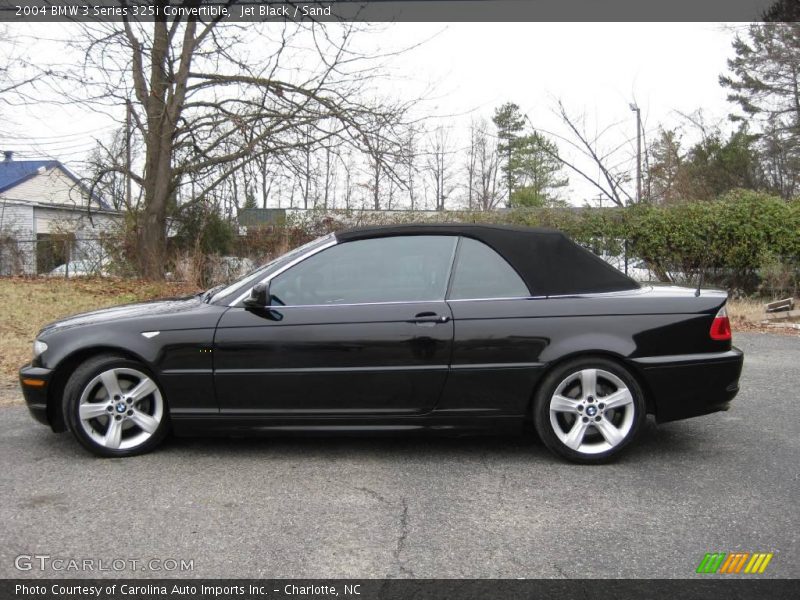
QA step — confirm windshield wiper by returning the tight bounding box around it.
[201,284,226,303]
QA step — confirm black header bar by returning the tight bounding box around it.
[0,0,785,23]
[3,579,800,600]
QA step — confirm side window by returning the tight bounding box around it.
[448,237,529,300]
[269,236,457,306]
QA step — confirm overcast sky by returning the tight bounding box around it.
[3,22,744,205]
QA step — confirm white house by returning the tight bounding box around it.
[0,151,122,275]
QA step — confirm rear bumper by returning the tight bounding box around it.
[630,347,744,423]
[19,364,53,427]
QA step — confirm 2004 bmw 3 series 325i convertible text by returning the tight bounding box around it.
[19,224,743,463]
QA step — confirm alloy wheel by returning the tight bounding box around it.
[548,368,635,455]
[77,367,164,451]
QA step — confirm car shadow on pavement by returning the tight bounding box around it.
[27,414,705,464]
[163,416,702,459]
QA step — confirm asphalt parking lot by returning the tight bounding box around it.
[0,332,797,579]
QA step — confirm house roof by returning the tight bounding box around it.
[0,160,60,193]
[0,159,112,210]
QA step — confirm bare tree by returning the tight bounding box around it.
[465,119,480,210]
[554,101,636,206]
[0,26,37,102]
[361,111,407,210]
[530,101,638,207]
[0,25,40,131]
[87,128,138,211]
[425,126,456,211]
[339,150,356,210]
[300,125,315,210]
[469,119,503,211]
[401,126,420,210]
[35,9,414,278]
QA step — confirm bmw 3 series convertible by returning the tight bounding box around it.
[20,224,743,463]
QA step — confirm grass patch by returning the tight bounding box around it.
[0,277,199,385]
[728,297,800,335]
[727,298,767,327]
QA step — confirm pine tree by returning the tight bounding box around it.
[492,103,526,206]
[720,22,800,198]
[509,132,568,207]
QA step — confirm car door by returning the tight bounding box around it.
[213,235,457,416]
[438,236,548,415]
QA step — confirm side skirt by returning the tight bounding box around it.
[170,413,525,437]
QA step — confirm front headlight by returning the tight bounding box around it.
[33,340,48,358]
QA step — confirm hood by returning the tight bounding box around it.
[38,296,203,337]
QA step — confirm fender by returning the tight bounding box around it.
[35,300,228,413]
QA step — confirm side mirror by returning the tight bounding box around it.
[244,281,269,308]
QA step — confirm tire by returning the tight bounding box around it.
[533,356,646,464]
[63,354,169,457]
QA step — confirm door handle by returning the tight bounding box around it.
[410,312,450,324]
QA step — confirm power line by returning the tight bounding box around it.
[5,141,99,154]
[1,126,117,142]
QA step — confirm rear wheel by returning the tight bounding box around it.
[533,357,645,464]
[63,354,169,457]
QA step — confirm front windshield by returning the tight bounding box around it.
[209,233,335,305]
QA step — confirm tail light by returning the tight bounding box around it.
[710,305,732,341]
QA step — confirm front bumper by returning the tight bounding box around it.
[19,364,53,427]
[630,347,744,423]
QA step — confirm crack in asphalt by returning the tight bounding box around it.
[394,497,415,578]
[356,487,414,577]
[355,486,390,505]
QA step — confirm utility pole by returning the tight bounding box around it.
[629,103,642,204]
[125,99,132,210]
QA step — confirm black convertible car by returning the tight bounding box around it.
[20,224,743,463]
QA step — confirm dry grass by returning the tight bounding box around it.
[0,277,199,387]
[727,298,768,328]
[727,298,800,335]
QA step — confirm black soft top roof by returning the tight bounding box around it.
[335,223,639,297]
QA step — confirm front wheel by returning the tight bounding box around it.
[63,354,169,457]
[533,357,646,464]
